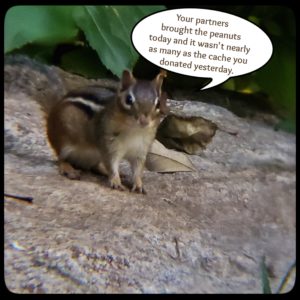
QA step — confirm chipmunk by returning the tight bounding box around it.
[5,55,168,193]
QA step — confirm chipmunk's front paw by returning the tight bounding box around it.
[131,178,147,194]
[131,185,147,194]
[109,175,126,191]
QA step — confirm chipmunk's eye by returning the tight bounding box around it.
[125,94,135,106]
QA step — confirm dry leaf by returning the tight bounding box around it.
[157,114,217,155]
[145,139,196,173]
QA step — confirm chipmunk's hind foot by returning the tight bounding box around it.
[58,161,81,180]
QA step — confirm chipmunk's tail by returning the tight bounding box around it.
[4,55,66,114]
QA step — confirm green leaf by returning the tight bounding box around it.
[248,15,260,26]
[5,5,166,78]
[9,44,56,63]
[221,78,236,91]
[264,19,282,36]
[72,5,165,77]
[274,119,296,134]
[260,256,272,294]
[255,36,295,121]
[60,46,112,78]
[5,6,79,53]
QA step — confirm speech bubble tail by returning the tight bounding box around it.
[201,77,227,90]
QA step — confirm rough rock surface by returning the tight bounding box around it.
[4,94,295,293]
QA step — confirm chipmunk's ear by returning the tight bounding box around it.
[121,70,136,91]
[158,91,169,115]
[153,69,167,95]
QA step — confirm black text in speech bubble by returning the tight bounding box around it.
[132,8,273,90]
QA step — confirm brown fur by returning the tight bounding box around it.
[48,70,167,193]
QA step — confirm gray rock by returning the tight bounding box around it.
[4,94,295,293]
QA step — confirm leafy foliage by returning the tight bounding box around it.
[4,5,165,77]
[260,256,296,294]
[5,6,78,52]
[217,6,296,132]
[260,256,272,294]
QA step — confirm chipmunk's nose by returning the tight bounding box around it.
[138,114,150,127]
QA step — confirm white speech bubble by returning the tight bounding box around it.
[132,8,273,90]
